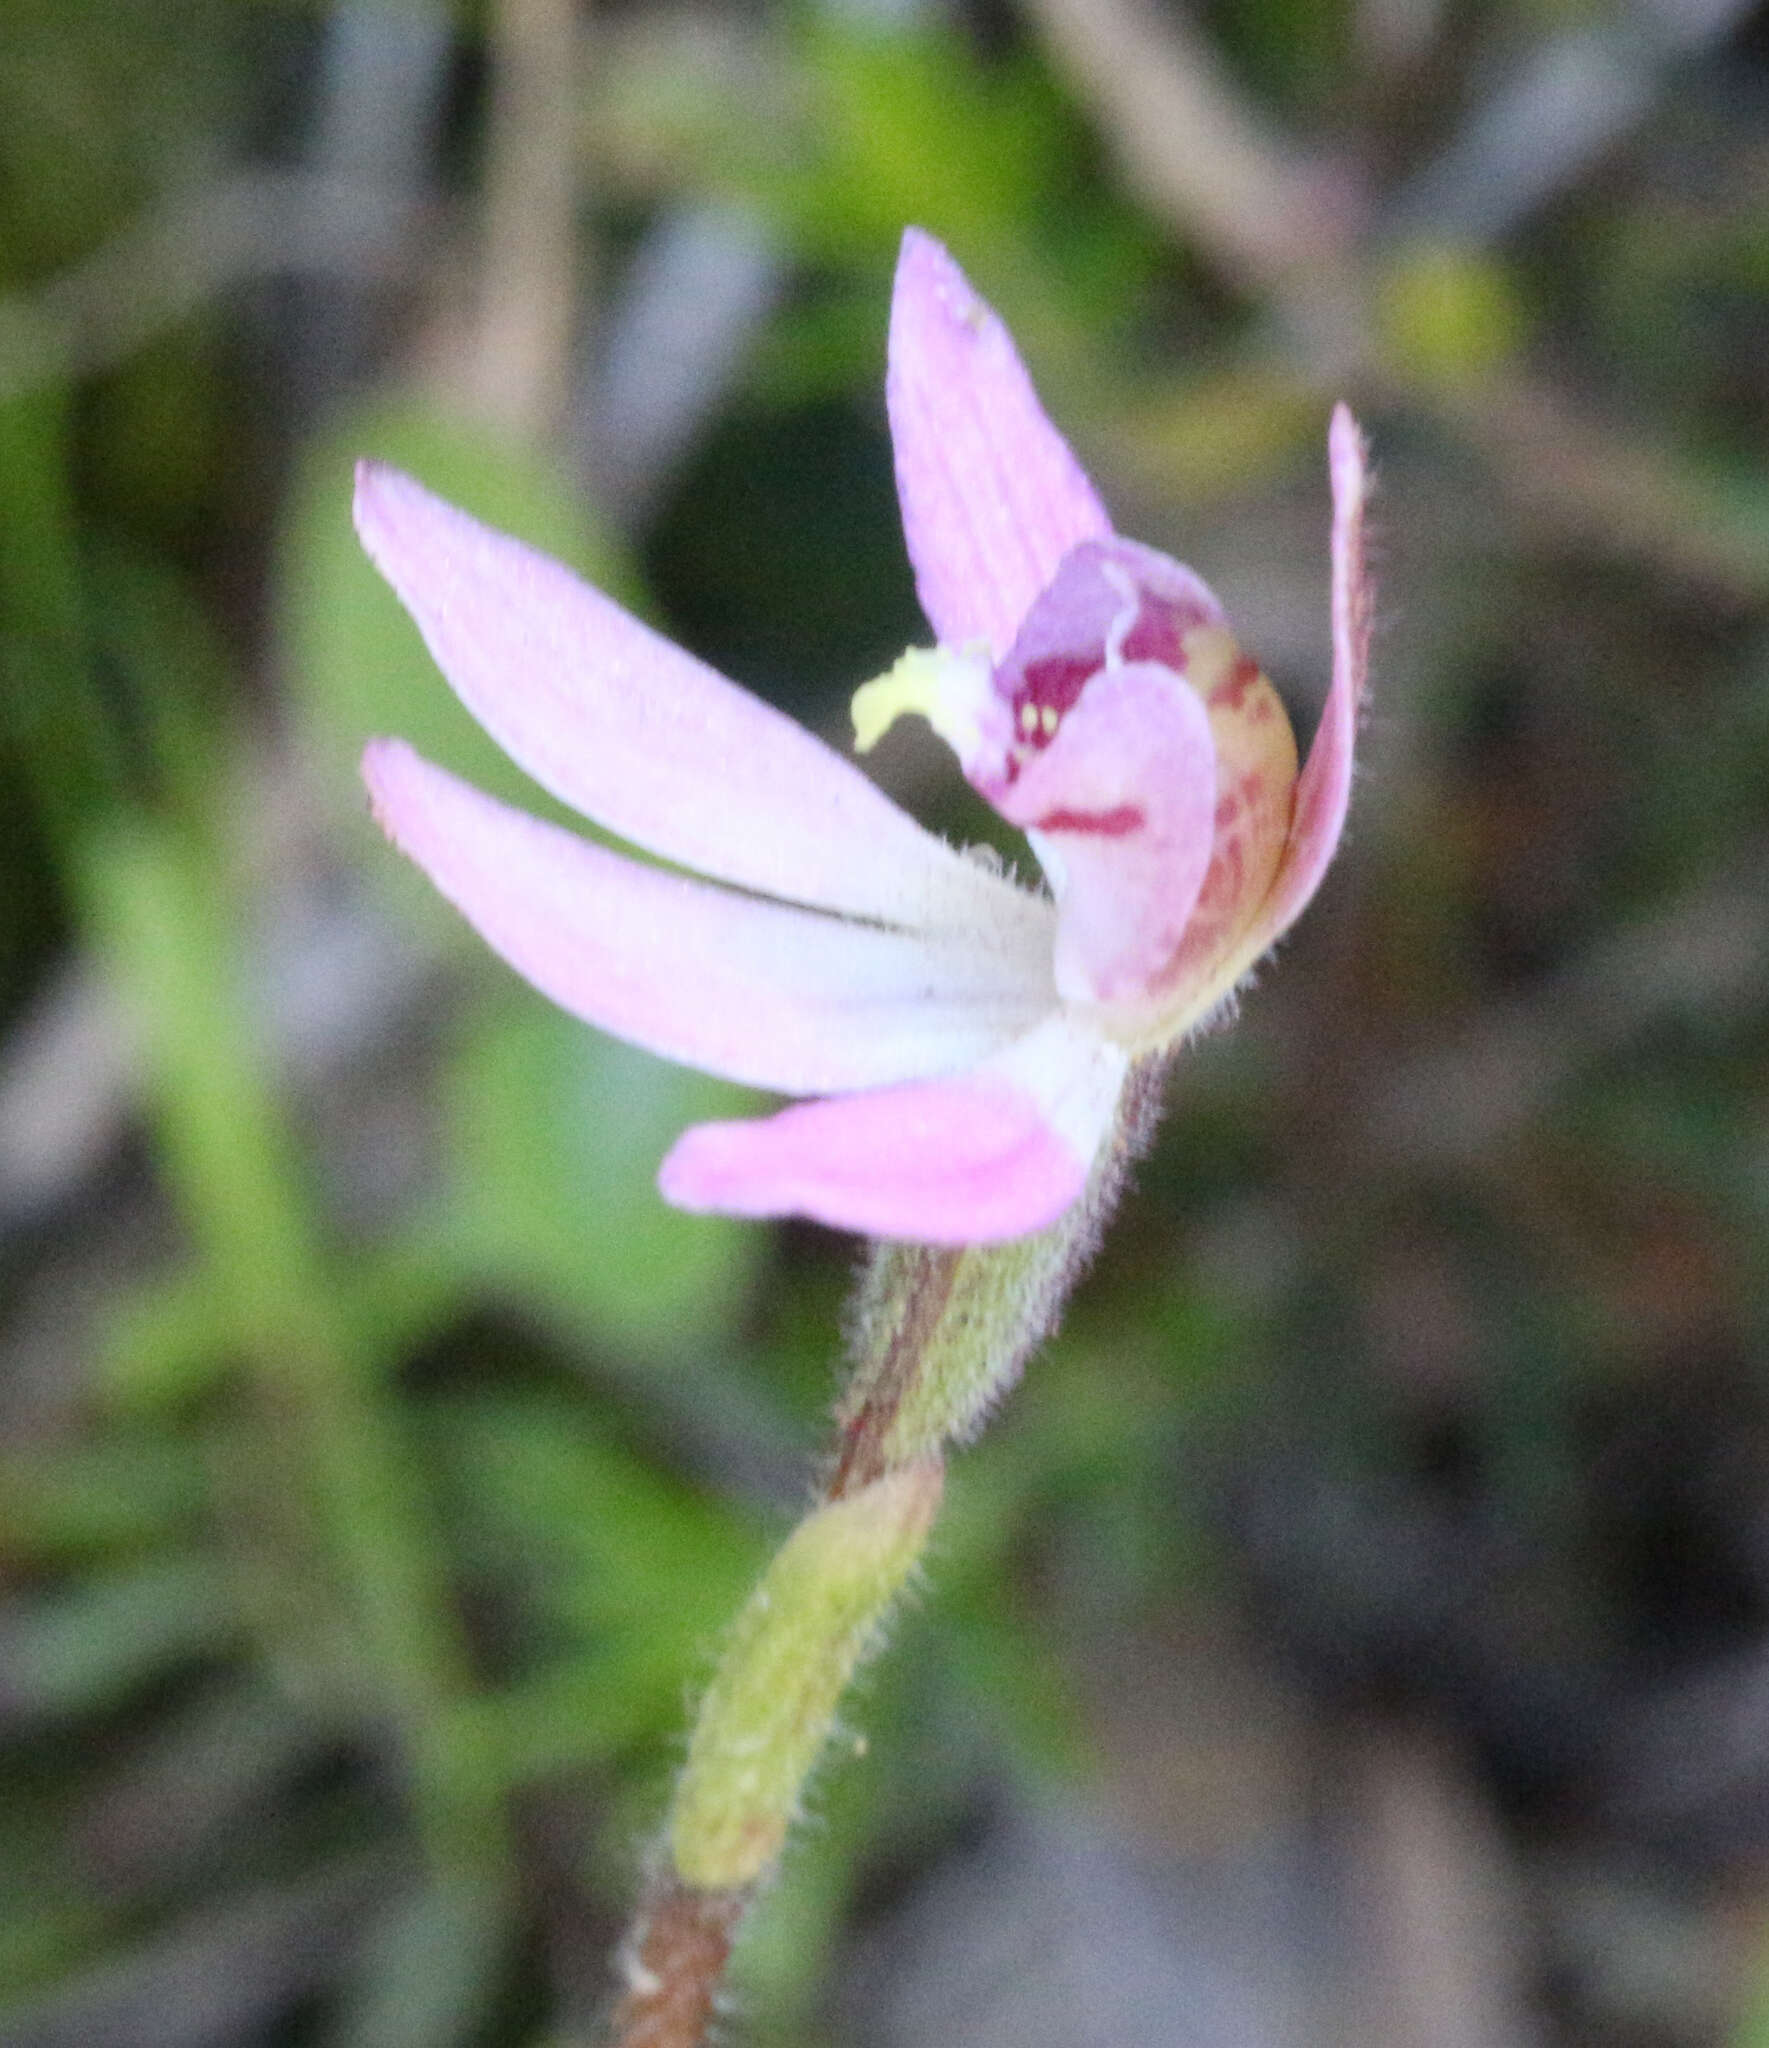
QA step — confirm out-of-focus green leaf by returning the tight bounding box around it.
[0,1,239,280]
[1377,242,1530,393]
[100,1270,263,1414]
[930,1472,1093,1778]
[0,382,116,846]
[82,818,313,1335]
[84,814,513,1878]
[321,1878,512,2048]
[445,998,763,1357]
[431,1393,766,1773]
[1209,0,1351,111]
[789,22,1065,266]
[766,19,1155,323]
[0,1437,204,1562]
[606,15,1157,418]
[86,538,235,834]
[1105,364,1321,504]
[434,1392,765,1636]
[104,1244,470,1417]
[0,1890,111,2006]
[0,1556,235,1719]
[84,330,226,538]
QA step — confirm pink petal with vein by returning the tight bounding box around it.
[658,1082,1082,1242]
[992,538,1222,699]
[658,1014,1127,1243]
[354,464,1034,937]
[364,740,1053,1095]
[992,664,1218,1012]
[1233,405,1371,962]
[887,230,1113,660]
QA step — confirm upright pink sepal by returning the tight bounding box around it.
[1235,404,1371,961]
[887,230,1112,659]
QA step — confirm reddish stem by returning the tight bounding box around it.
[608,1879,748,2048]
[825,1245,960,1500]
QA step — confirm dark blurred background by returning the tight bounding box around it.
[4,1,1769,2043]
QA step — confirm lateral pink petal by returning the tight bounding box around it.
[990,664,1218,1014]
[658,1012,1129,1244]
[354,464,1033,935]
[886,229,1113,660]
[1237,404,1371,958]
[363,740,1053,1094]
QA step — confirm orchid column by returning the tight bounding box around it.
[353,229,1370,2047]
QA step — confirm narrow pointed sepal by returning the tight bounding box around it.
[353,461,1032,935]
[1231,405,1370,964]
[363,739,1054,1095]
[887,229,1112,659]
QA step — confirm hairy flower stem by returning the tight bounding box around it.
[609,1881,746,2048]
[832,1052,1168,1497]
[608,1059,1168,2048]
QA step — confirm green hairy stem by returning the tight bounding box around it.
[610,1056,1169,2047]
[670,1463,944,1891]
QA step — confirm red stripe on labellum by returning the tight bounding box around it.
[1207,654,1268,714]
[1120,600,1203,669]
[1033,805,1145,838]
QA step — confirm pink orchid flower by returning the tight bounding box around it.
[357,229,1370,1245]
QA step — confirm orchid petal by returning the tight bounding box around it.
[1228,405,1370,968]
[364,740,1056,1095]
[886,230,1112,661]
[1131,625,1300,1038]
[992,663,1218,1015]
[658,1012,1128,1244]
[354,463,1037,937]
[993,536,1223,688]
